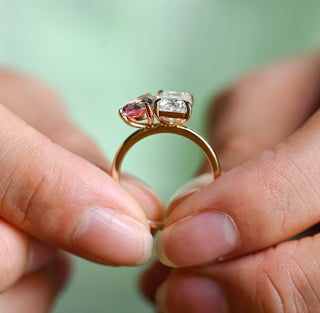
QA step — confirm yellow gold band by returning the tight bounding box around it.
[111,124,220,229]
[111,124,220,181]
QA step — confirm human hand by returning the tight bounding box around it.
[141,55,320,312]
[0,69,163,312]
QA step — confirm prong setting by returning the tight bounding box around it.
[119,90,193,128]
[154,90,193,126]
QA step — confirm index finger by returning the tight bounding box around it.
[0,69,164,226]
[0,70,162,266]
[209,54,320,171]
[0,103,155,266]
[168,54,320,212]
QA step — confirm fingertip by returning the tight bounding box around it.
[155,274,228,313]
[121,174,165,224]
[139,261,171,303]
[167,173,213,216]
[26,238,57,274]
[156,238,178,268]
[72,207,154,265]
[157,212,239,268]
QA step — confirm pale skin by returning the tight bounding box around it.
[141,54,320,313]
[0,69,164,312]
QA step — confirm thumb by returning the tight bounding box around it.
[156,235,320,313]
[168,56,320,215]
[0,103,153,266]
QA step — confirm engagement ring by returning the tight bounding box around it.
[111,90,220,229]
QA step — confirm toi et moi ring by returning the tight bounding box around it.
[111,90,221,230]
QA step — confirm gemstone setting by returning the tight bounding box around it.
[154,90,193,126]
[119,91,193,128]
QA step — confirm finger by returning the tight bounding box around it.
[166,173,213,216]
[0,69,164,226]
[0,253,71,313]
[52,128,165,225]
[207,54,320,171]
[0,70,162,264]
[0,219,58,292]
[0,69,69,135]
[50,126,165,222]
[139,261,171,303]
[50,128,164,224]
[0,69,109,170]
[0,103,154,266]
[49,124,165,223]
[169,55,320,214]
[49,122,164,227]
[122,175,165,225]
[26,238,58,273]
[156,235,320,313]
[156,273,226,313]
[157,108,320,267]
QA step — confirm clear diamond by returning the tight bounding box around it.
[157,91,192,113]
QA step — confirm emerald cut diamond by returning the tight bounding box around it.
[156,91,192,113]
[155,90,193,125]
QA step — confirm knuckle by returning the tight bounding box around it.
[257,244,320,313]
[254,147,316,235]
[0,144,59,228]
[255,149,291,234]
[18,172,48,224]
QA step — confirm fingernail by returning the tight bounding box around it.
[156,275,228,313]
[73,207,154,265]
[157,211,239,267]
[169,173,213,202]
[26,238,56,273]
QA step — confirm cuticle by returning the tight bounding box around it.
[166,208,235,228]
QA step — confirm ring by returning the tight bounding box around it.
[111,90,221,229]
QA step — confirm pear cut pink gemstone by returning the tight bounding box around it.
[122,94,154,118]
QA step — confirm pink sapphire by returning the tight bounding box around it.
[122,94,154,118]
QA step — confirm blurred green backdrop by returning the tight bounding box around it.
[1,0,319,312]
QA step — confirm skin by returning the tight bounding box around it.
[140,54,320,313]
[0,69,164,311]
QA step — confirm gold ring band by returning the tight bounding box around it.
[111,124,220,181]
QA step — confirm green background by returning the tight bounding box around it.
[1,1,320,312]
